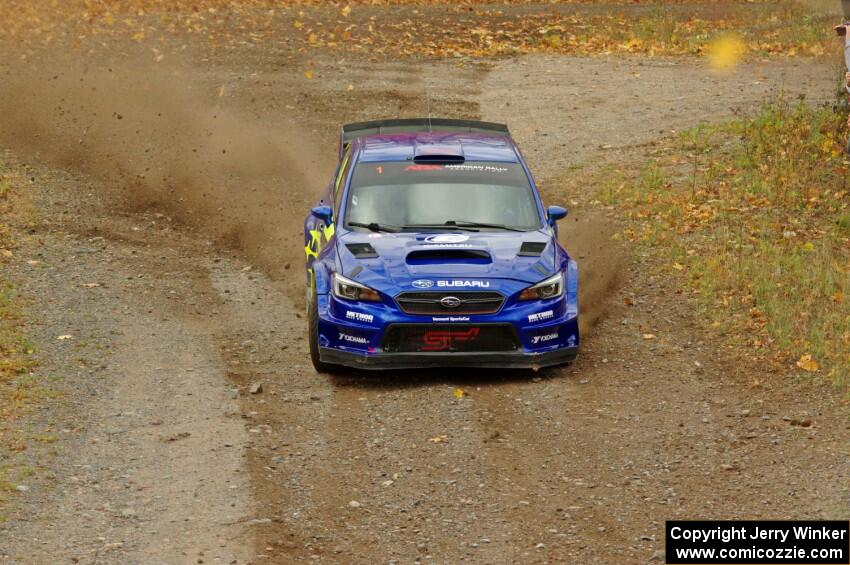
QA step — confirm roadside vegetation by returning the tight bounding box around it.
[0,0,833,59]
[299,1,831,59]
[601,100,850,386]
[0,168,38,505]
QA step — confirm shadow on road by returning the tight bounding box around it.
[328,364,573,390]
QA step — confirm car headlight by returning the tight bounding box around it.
[518,271,564,301]
[332,273,381,302]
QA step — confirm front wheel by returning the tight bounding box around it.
[308,293,335,374]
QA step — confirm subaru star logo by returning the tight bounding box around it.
[412,279,434,289]
[423,234,469,244]
[440,296,462,308]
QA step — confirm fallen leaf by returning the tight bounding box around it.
[79,283,101,288]
[341,5,351,17]
[304,69,314,80]
[57,335,72,340]
[672,262,684,270]
[429,435,448,443]
[642,333,656,340]
[453,388,466,399]
[707,34,745,72]
[796,354,819,372]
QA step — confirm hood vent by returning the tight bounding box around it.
[406,249,491,265]
[345,243,379,259]
[518,242,547,257]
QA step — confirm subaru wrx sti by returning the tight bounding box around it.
[304,119,578,372]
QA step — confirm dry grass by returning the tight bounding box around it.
[300,2,833,58]
[601,101,850,386]
[0,173,34,389]
[0,167,38,505]
[0,0,835,59]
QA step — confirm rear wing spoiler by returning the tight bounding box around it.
[339,118,509,158]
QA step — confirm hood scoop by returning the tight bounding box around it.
[345,243,379,258]
[518,241,547,257]
[406,249,492,265]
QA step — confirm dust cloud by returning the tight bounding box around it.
[558,209,624,337]
[0,51,622,333]
[0,53,332,304]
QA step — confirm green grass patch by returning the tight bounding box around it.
[0,282,34,384]
[603,100,850,386]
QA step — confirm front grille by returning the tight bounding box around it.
[395,291,505,315]
[382,324,519,353]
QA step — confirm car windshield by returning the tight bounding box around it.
[344,161,541,231]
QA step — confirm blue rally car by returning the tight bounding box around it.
[303,118,578,372]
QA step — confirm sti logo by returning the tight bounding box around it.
[436,280,490,288]
[422,327,480,351]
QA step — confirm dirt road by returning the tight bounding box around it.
[1,32,847,565]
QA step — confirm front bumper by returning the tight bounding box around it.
[319,345,578,370]
[316,289,580,370]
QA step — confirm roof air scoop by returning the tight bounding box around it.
[413,139,465,164]
[413,154,465,164]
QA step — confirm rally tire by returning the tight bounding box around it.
[308,293,336,374]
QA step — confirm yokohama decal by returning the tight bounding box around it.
[422,328,480,351]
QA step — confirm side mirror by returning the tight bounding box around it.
[547,205,568,226]
[311,205,333,225]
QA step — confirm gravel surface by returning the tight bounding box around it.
[0,25,847,565]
